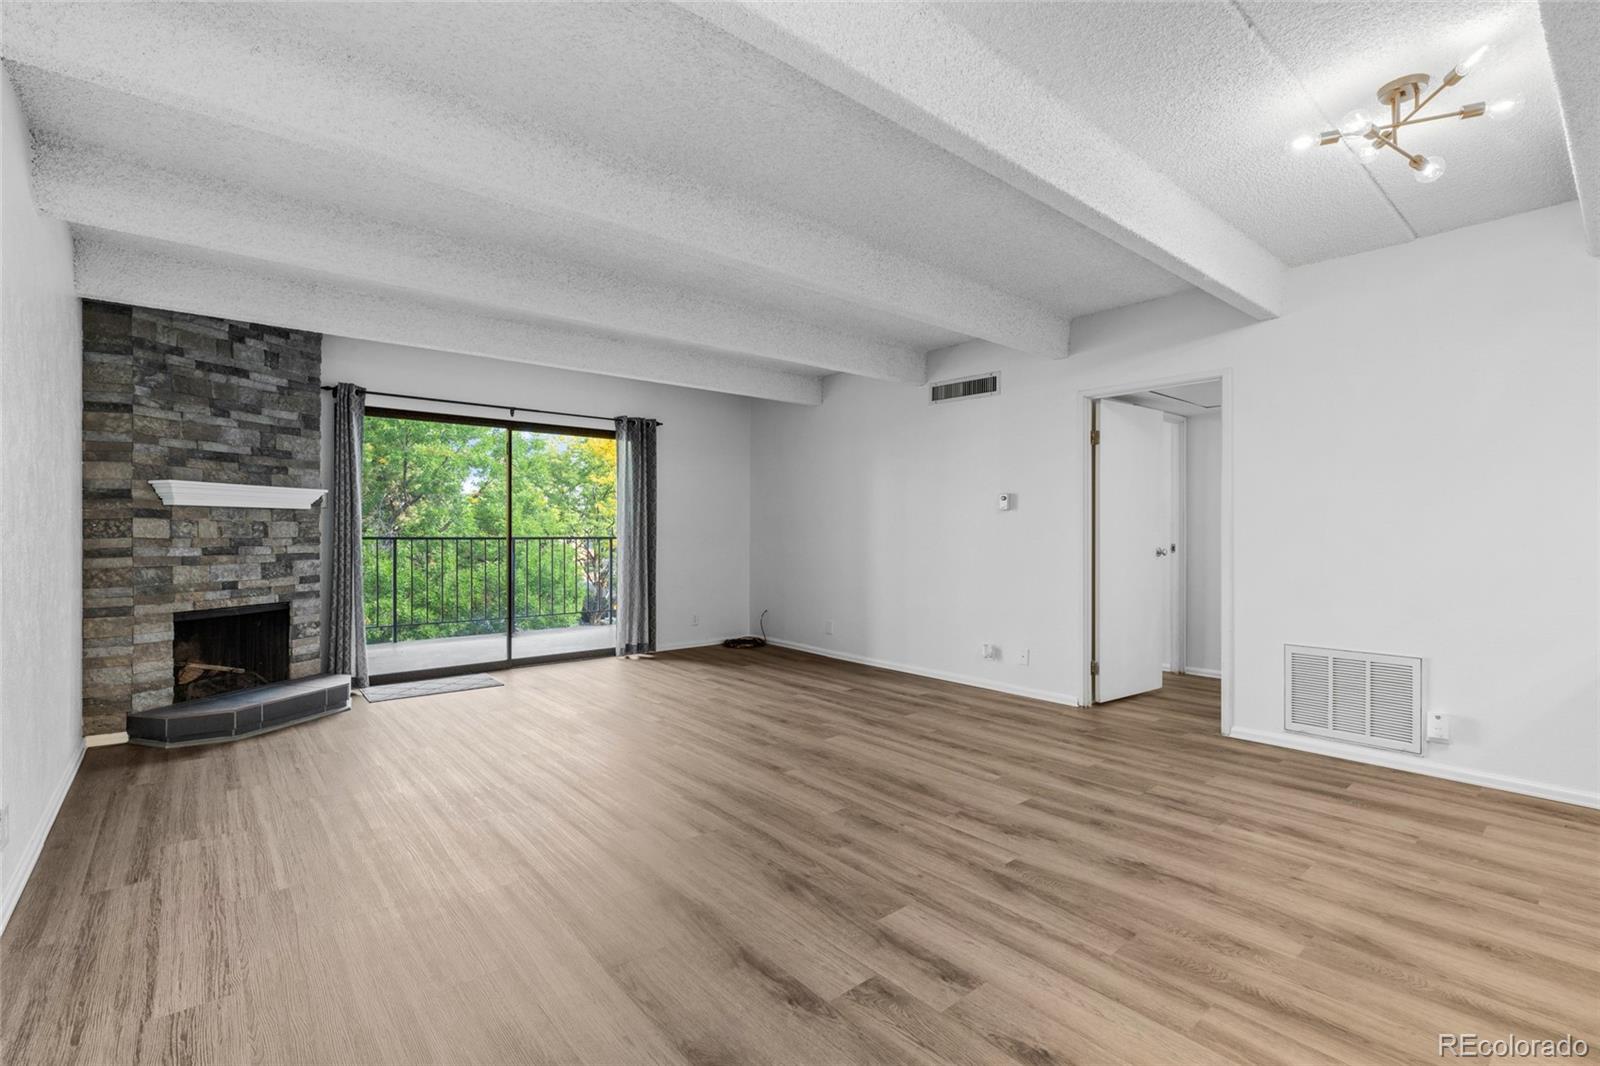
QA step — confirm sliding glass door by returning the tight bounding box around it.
[510,429,618,660]
[360,410,616,680]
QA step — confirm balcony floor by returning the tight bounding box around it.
[365,624,614,677]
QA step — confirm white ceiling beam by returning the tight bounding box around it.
[73,232,822,406]
[1539,0,1600,256]
[682,1,1287,323]
[0,4,1073,356]
[33,141,924,383]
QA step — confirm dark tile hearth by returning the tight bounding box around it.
[126,674,351,748]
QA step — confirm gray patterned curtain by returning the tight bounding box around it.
[614,416,657,657]
[325,383,368,685]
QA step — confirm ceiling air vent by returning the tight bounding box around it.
[1285,645,1423,753]
[930,372,999,404]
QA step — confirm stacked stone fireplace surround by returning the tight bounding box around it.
[81,301,324,738]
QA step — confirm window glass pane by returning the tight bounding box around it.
[511,430,617,659]
[361,415,509,674]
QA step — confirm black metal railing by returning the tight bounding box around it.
[362,535,616,645]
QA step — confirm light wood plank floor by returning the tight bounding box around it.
[4,648,1596,1065]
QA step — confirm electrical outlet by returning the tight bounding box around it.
[1427,711,1450,743]
[691,613,699,627]
[0,804,9,850]
[824,619,834,635]
[1019,648,1030,666]
[981,643,998,661]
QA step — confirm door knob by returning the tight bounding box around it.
[1155,547,1169,557]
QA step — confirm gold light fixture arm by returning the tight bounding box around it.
[1370,129,1424,168]
[1409,78,1452,118]
[1376,103,1485,134]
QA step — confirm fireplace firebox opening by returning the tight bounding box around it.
[171,602,291,702]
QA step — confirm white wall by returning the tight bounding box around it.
[751,202,1599,806]
[0,71,84,929]
[319,339,754,652]
[1184,411,1222,676]
[751,350,1083,703]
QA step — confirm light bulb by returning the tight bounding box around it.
[1350,139,1380,164]
[1288,132,1317,153]
[1339,109,1373,135]
[1487,94,1524,120]
[1413,155,1446,184]
[1455,44,1489,77]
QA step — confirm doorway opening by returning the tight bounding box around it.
[1084,375,1229,729]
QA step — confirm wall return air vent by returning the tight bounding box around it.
[1284,644,1424,753]
[930,372,999,404]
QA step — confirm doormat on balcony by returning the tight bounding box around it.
[359,674,505,703]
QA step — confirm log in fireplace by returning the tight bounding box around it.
[171,602,291,702]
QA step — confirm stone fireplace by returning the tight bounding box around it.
[81,301,324,737]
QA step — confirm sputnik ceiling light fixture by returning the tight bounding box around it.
[1289,44,1521,183]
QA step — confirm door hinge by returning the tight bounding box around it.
[1090,660,1099,676]
[1089,429,1101,446]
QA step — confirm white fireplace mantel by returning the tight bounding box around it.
[148,480,327,510]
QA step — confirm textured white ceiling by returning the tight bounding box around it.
[12,68,950,381]
[0,1,1586,401]
[1110,382,1224,417]
[943,0,1576,265]
[73,227,826,405]
[1538,0,1600,254]
[1238,1,1574,242]
[682,1,1285,319]
[203,0,1193,320]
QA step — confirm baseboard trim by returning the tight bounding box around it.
[1182,667,1223,679]
[656,637,737,653]
[769,640,1078,706]
[84,731,127,748]
[1228,727,1600,810]
[1,741,85,934]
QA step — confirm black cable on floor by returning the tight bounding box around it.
[722,609,768,649]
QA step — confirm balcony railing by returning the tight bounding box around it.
[362,534,616,645]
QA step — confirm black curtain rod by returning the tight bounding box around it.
[319,385,661,426]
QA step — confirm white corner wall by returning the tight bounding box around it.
[0,71,84,929]
[1184,411,1222,676]
[751,202,1599,807]
[750,349,1082,703]
[319,338,754,652]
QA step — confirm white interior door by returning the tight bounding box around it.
[1095,399,1168,702]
